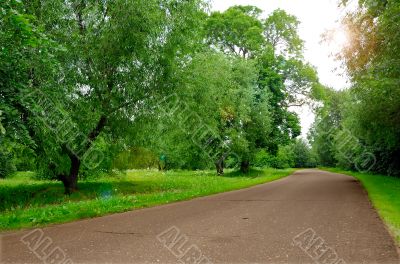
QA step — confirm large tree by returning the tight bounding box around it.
[205,6,320,173]
[5,0,205,193]
[0,0,56,177]
[264,9,304,58]
[311,0,400,175]
[147,52,257,175]
[206,5,265,58]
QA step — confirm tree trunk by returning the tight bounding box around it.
[240,160,250,174]
[68,155,81,192]
[59,153,81,195]
[215,157,224,176]
[60,115,107,194]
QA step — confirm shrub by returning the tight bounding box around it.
[0,150,16,178]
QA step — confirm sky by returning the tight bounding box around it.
[211,0,355,138]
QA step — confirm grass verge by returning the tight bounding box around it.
[0,168,294,231]
[321,167,400,244]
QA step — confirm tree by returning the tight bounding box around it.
[205,6,320,173]
[0,0,55,177]
[311,0,400,175]
[206,6,265,58]
[3,2,325,184]
[147,52,257,175]
[308,87,347,167]
[7,0,206,193]
[291,139,315,168]
[255,50,303,154]
[264,9,304,58]
[0,111,5,135]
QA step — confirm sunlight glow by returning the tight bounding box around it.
[331,27,350,49]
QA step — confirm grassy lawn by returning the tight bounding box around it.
[0,168,294,231]
[321,168,400,244]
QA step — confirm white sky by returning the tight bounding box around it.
[211,0,355,138]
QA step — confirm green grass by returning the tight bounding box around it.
[321,168,400,244]
[0,168,294,231]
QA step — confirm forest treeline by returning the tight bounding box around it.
[0,0,322,193]
[1,0,398,194]
[309,0,400,177]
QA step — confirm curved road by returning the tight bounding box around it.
[1,169,399,263]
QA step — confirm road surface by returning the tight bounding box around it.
[1,169,399,263]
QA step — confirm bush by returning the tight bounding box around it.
[112,147,158,170]
[0,140,35,178]
[273,145,295,169]
[292,139,317,168]
[0,150,16,178]
[253,147,294,169]
[253,139,317,169]
[253,149,274,168]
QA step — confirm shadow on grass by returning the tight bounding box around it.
[223,168,265,178]
[0,180,161,212]
[0,168,289,213]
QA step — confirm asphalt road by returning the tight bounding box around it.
[1,169,399,263]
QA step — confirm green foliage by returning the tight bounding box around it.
[264,9,304,57]
[312,1,400,176]
[0,149,16,178]
[2,0,207,191]
[0,0,56,177]
[112,147,158,170]
[0,137,35,178]
[252,146,293,169]
[254,139,315,169]
[0,111,5,135]
[2,1,319,190]
[143,51,261,172]
[273,145,295,169]
[206,6,264,58]
[203,6,319,173]
[291,139,316,168]
[308,87,348,167]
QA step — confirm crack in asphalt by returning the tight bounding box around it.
[94,231,144,236]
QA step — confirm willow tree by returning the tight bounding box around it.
[145,52,257,175]
[15,0,205,193]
